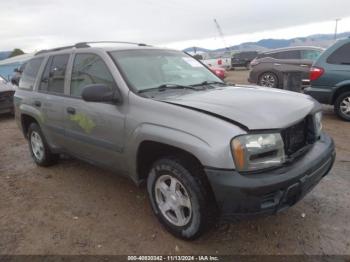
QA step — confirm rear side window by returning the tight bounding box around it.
[19,58,44,90]
[301,50,322,61]
[70,53,115,97]
[327,43,350,65]
[272,50,301,59]
[39,54,69,94]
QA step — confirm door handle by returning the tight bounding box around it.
[300,64,309,67]
[33,101,41,107]
[66,107,76,115]
[274,63,281,66]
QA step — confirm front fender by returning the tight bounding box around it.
[125,123,232,184]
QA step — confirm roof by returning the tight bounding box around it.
[33,41,169,56]
[262,46,324,54]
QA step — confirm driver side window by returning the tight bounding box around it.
[70,53,115,97]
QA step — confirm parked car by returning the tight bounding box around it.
[231,51,259,69]
[201,53,231,70]
[0,75,15,115]
[11,62,27,86]
[15,42,335,240]
[304,38,350,121]
[209,66,226,80]
[0,74,7,84]
[249,47,324,88]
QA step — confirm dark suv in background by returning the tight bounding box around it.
[249,47,324,88]
[305,38,350,121]
[231,51,259,69]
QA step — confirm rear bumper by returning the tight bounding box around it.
[304,86,333,104]
[205,133,335,221]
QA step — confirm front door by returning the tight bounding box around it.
[63,53,126,171]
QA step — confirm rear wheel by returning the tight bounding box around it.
[334,91,350,121]
[28,123,58,166]
[258,72,278,88]
[147,157,216,240]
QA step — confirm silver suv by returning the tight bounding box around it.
[15,42,335,240]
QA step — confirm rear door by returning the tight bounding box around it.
[324,42,350,86]
[35,54,70,148]
[62,52,126,170]
[272,50,303,72]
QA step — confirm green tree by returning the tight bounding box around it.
[9,48,25,58]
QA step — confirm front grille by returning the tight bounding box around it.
[281,116,316,157]
[0,91,14,102]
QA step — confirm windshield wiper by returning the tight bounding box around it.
[138,84,200,93]
[190,80,227,87]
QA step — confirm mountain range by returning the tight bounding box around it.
[183,32,350,53]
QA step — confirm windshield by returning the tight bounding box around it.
[110,50,222,92]
[0,75,7,84]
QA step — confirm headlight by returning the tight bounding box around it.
[231,133,285,172]
[314,111,322,138]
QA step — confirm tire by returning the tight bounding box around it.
[28,123,58,166]
[258,72,279,88]
[334,91,350,121]
[147,157,216,240]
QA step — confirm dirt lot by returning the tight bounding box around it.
[0,70,349,255]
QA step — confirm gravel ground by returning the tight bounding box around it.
[0,70,349,255]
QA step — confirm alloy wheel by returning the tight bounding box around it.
[154,174,192,227]
[340,96,350,117]
[30,131,44,161]
[260,73,276,88]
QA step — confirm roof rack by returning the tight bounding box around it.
[76,41,149,47]
[35,41,149,55]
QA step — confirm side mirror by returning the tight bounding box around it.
[82,84,121,103]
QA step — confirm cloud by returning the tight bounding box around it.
[0,0,350,51]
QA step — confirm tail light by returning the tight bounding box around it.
[310,67,324,81]
[211,68,225,79]
[217,59,222,65]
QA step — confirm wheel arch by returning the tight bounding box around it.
[136,140,204,182]
[20,113,41,138]
[126,123,218,185]
[332,83,350,104]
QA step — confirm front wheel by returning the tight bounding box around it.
[147,157,216,240]
[334,91,350,121]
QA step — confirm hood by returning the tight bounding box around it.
[160,85,318,130]
[0,82,15,92]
